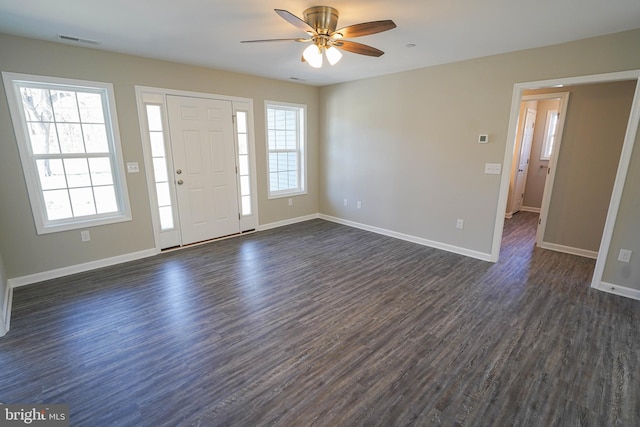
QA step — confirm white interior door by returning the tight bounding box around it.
[512,108,536,214]
[167,95,240,245]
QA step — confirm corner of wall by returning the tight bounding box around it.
[0,252,11,337]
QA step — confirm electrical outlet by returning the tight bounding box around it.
[618,249,632,263]
[343,198,348,206]
[357,201,362,209]
[81,230,91,242]
[288,198,293,206]
[456,219,464,229]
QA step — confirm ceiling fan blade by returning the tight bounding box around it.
[334,40,385,57]
[332,20,396,38]
[241,38,310,43]
[275,9,315,34]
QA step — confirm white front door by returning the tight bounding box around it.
[167,95,240,245]
[512,108,537,214]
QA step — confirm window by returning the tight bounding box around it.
[235,111,252,215]
[541,110,559,160]
[3,72,131,234]
[265,102,306,198]
[144,104,174,230]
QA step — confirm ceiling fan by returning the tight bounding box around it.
[241,6,396,68]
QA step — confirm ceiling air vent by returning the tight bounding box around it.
[57,34,100,45]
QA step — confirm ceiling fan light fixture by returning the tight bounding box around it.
[303,44,323,68]
[325,46,342,65]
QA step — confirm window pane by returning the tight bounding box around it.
[37,159,67,190]
[64,158,91,188]
[156,182,171,206]
[77,92,105,123]
[9,76,129,233]
[82,123,109,153]
[150,132,165,157]
[51,90,79,122]
[287,171,298,189]
[57,123,85,153]
[239,154,249,176]
[159,206,174,230]
[28,122,60,154]
[237,133,248,155]
[146,105,163,131]
[236,111,247,133]
[269,172,279,191]
[241,195,251,216]
[277,153,288,172]
[93,185,118,214]
[69,187,96,216]
[240,175,250,196]
[43,189,72,220]
[88,157,114,186]
[153,158,168,182]
[21,87,53,122]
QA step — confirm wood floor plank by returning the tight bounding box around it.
[1,212,639,426]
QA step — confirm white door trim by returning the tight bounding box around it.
[492,70,640,293]
[135,86,259,251]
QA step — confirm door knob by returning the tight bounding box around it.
[177,179,184,185]
[176,169,182,174]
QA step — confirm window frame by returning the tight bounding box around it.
[265,101,307,199]
[2,72,131,234]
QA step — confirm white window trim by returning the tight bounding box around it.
[265,100,307,199]
[2,72,131,234]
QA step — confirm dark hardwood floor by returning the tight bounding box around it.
[1,212,639,426]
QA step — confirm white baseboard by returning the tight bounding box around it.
[592,281,640,301]
[319,214,493,262]
[8,248,159,289]
[521,206,541,213]
[538,241,598,259]
[258,213,320,231]
[1,285,12,337]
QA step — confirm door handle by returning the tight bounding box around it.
[176,169,182,174]
[177,179,184,185]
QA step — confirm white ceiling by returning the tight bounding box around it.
[1,0,639,86]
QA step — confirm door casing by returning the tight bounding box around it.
[135,86,258,250]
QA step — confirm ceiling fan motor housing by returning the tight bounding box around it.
[304,6,339,35]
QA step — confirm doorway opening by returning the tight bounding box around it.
[492,71,640,294]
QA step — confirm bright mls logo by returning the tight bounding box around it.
[0,404,69,426]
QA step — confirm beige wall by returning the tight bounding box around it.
[0,33,319,279]
[536,82,636,252]
[319,29,640,259]
[522,99,559,209]
[603,122,640,288]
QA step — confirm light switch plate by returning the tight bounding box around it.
[618,249,632,263]
[126,162,140,173]
[484,163,502,175]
